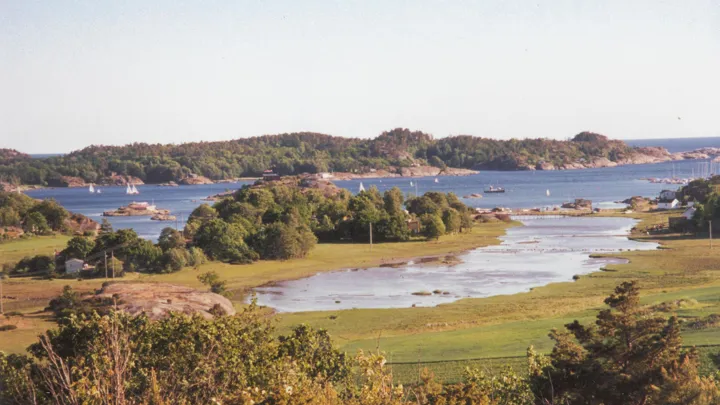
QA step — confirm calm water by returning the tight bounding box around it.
[26,182,253,240]
[626,136,720,153]
[252,217,657,312]
[23,159,713,240]
[336,159,711,212]
[24,136,720,240]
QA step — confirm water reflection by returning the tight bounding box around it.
[253,217,657,312]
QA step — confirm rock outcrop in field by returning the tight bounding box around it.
[87,282,236,320]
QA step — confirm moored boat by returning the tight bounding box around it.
[484,185,505,193]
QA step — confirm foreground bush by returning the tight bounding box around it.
[2,282,720,405]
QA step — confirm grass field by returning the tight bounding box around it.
[5,210,720,384]
[144,221,514,293]
[272,210,720,367]
[0,235,70,265]
[387,345,720,385]
[0,221,512,354]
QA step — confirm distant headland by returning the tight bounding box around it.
[1,129,719,190]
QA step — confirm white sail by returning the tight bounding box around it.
[410,181,414,187]
[96,188,102,194]
[131,184,139,194]
[546,189,550,196]
[126,184,132,194]
[88,184,94,193]
[434,178,439,183]
[359,182,365,192]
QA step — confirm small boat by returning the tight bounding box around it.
[410,181,414,187]
[88,184,95,193]
[546,189,550,196]
[131,184,139,194]
[484,185,505,193]
[96,188,102,194]
[359,182,365,192]
[434,178,439,183]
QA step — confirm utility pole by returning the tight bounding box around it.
[104,252,108,279]
[710,220,713,249]
[111,250,115,278]
[0,273,4,314]
[369,222,373,251]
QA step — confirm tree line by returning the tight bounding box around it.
[1,282,718,404]
[0,129,635,185]
[184,179,476,264]
[0,192,70,239]
[3,179,476,277]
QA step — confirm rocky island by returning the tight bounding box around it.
[4,130,720,189]
[103,201,170,217]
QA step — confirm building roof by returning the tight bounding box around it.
[658,198,679,204]
[65,258,84,264]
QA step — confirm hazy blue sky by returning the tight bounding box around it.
[1,1,719,153]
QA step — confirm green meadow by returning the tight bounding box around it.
[4,210,720,385]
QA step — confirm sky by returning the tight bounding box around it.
[1,1,719,153]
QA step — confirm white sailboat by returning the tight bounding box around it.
[359,182,365,192]
[88,184,95,193]
[546,189,550,196]
[96,188,102,194]
[434,178,439,183]
[126,183,139,195]
[410,181,414,187]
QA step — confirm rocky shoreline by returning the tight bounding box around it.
[329,166,478,180]
[480,147,720,171]
[9,147,720,191]
[103,202,171,217]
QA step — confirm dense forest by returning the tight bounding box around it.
[0,129,637,185]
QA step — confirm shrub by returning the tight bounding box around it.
[0,324,18,332]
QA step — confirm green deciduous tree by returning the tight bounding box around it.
[62,236,95,260]
[28,199,68,231]
[193,219,256,263]
[442,208,462,234]
[22,212,50,234]
[421,213,445,240]
[157,227,185,252]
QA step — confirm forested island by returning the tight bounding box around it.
[0,129,690,188]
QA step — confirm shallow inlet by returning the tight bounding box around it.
[252,217,658,313]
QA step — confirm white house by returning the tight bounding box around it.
[659,190,678,201]
[657,198,680,210]
[682,207,697,220]
[65,258,84,274]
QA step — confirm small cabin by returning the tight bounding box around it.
[262,170,280,181]
[657,198,680,210]
[65,258,84,274]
